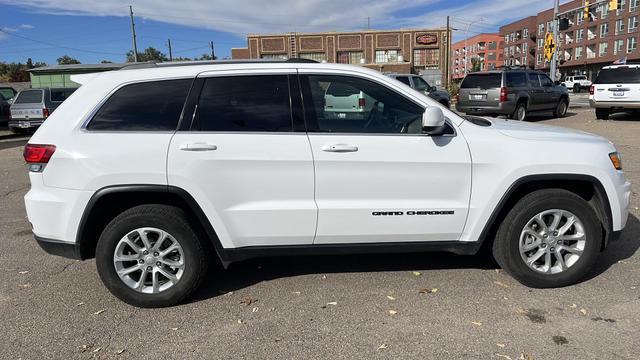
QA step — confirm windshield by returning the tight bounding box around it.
[461,73,502,89]
[594,67,640,84]
[574,76,587,80]
[0,88,15,101]
[14,90,44,104]
[413,77,431,91]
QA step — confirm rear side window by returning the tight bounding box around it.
[50,88,76,102]
[594,68,640,84]
[192,75,292,132]
[0,89,15,101]
[14,90,43,104]
[395,77,411,86]
[460,74,501,89]
[326,82,360,97]
[88,79,192,131]
[528,73,540,87]
[506,72,528,87]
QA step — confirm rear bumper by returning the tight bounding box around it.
[35,235,82,260]
[456,102,515,115]
[589,100,640,109]
[8,119,45,129]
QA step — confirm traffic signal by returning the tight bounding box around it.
[609,0,618,10]
[584,1,590,20]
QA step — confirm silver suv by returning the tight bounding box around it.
[456,69,569,121]
[9,88,76,133]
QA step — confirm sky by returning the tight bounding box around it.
[0,0,567,65]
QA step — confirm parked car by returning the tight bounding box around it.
[24,60,630,307]
[387,74,451,108]
[9,87,76,133]
[0,86,17,124]
[563,75,592,93]
[456,69,570,121]
[323,80,375,120]
[589,64,640,120]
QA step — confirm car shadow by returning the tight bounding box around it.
[607,111,640,121]
[189,214,640,303]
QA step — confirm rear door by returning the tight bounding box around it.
[593,66,640,104]
[539,73,560,109]
[167,69,317,249]
[459,73,502,107]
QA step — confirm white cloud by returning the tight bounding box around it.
[19,24,34,29]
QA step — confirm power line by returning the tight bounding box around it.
[0,28,125,55]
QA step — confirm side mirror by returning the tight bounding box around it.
[430,86,437,92]
[422,106,446,135]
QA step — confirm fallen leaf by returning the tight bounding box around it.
[252,307,259,313]
[386,295,396,300]
[631,286,637,290]
[418,288,438,294]
[412,271,422,276]
[76,302,85,306]
[93,347,102,353]
[495,354,512,360]
[519,353,534,360]
[19,283,31,288]
[471,321,483,326]
[580,308,587,316]
[503,296,509,300]
[240,298,257,306]
[18,271,29,274]
[496,343,506,348]
[431,288,438,293]
[115,349,126,355]
[569,304,577,309]
[79,345,88,353]
[494,281,510,288]
[377,344,388,350]
[93,309,106,315]
[388,310,397,315]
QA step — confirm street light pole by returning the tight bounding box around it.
[550,0,560,81]
[464,18,483,75]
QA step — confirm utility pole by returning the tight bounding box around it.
[167,39,173,61]
[367,17,371,30]
[550,0,560,81]
[129,5,138,62]
[445,16,450,89]
[464,18,483,75]
[210,41,215,60]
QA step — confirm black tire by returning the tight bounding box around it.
[440,100,450,109]
[573,84,580,93]
[96,205,208,308]
[492,189,602,288]
[553,98,569,118]
[510,102,527,121]
[595,108,609,120]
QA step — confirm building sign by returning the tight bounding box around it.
[416,33,438,46]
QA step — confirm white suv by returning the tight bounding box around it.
[24,60,631,307]
[563,75,592,93]
[590,64,640,119]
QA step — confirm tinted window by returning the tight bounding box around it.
[506,72,528,87]
[88,79,191,131]
[460,74,502,89]
[594,68,640,84]
[15,90,43,104]
[192,75,292,132]
[574,75,587,80]
[50,88,76,102]
[528,73,540,87]
[326,82,360,97]
[303,75,424,134]
[0,89,15,101]
[413,77,431,91]
[395,77,411,86]
[539,74,553,87]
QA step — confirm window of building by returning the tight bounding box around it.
[575,46,583,59]
[628,37,638,53]
[537,52,544,64]
[88,79,192,131]
[337,51,364,64]
[301,75,425,134]
[523,28,529,38]
[599,42,609,56]
[375,50,399,63]
[577,13,584,25]
[523,42,528,52]
[537,38,544,48]
[577,29,584,42]
[299,52,327,62]
[413,49,440,68]
[600,23,609,37]
[629,16,639,32]
[260,54,287,60]
[588,26,597,40]
[192,75,292,132]
[614,39,625,54]
[616,19,625,34]
[598,4,608,18]
[631,0,639,11]
[538,23,545,35]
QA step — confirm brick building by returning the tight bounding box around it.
[500,16,538,70]
[451,33,504,80]
[232,28,451,84]
[534,0,639,79]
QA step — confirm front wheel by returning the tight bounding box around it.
[96,205,208,307]
[492,189,602,288]
[553,99,568,118]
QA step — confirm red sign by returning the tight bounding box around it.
[416,34,438,45]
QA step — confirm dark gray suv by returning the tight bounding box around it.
[388,74,451,108]
[456,69,569,121]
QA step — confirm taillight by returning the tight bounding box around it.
[358,98,366,109]
[23,144,56,163]
[42,108,50,118]
[589,85,594,95]
[499,87,508,102]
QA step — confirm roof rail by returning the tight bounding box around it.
[119,58,318,71]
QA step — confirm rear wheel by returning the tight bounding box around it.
[595,108,609,120]
[511,102,527,121]
[96,205,208,308]
[492,189,602,288]
[553,98,569,118]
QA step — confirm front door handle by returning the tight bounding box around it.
[322,144,358,153]
[179,143,218,151]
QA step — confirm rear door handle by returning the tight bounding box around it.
[322,144,358,153]
[179,143,218,151]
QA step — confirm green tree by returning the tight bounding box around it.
[0,62,30,82]
[196,53,217,61]
[126,47,168,62]
[57,55,81,65]
[171,56,192,61]
[470,57,482,73]
[100,60,113,63]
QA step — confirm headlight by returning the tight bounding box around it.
[609,152,622,170]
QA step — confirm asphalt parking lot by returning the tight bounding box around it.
[1,105,639,360]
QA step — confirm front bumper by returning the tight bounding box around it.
[35,235,82,259]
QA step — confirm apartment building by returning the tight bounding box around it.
[451,33,504,80]
[499,16,538,70]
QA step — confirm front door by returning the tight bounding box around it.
[299,73,472,244]
[168,71,317,249]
